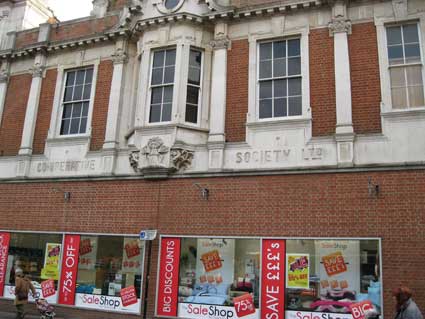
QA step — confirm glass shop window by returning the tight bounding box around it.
[285,239,382,316]
[76,236,144,298]
[178,238,261,308]
[5,233,63,302]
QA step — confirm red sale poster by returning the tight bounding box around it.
[261,239,286,319]
[41,279,56,298]
[120,285,138,307]
[350,300,374,319]
[234,293,256,318]
[58,234,80,305]
[0,232,10,297]
[156,237,180,317]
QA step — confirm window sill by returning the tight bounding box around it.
[247,117,312,131]
[381,107,425,120]
[136,123,209,134]
[46,135,91,146]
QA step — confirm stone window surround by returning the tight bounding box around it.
[247,26,311,126]
[375,12,425,116]
[137,38,212,131]
[47,59,100,141]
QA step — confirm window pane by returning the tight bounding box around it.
[288,39,300,57]
[165,49,176,66]
[150,104,161,122]
[273,41,286,58]
[162,103,172,121]
[274,79,287,98]
[151,68,163,85]
[60,119,70,135]
[188,67,201,85]
[260,43,272,61]
[187,86,199,105]
[63,105,72,118]
[164,66,175,84]
[151,87,163,104]
[82,102,89,117]
[274,98,287,117]
[406,66,423,86]
[85,68,93,84]
[163,86,173,103]
[259,61,272,79]
[388,46,404,64]
[404,44,421,62]
[73,85,83,100]
[80,117,87,134]
[259,99,273,119]
[66,71,75,86]
[391,87,407,108]
[288,57,301,75]
[70,118,80,134]
[64,87,73,102]
[403,24,419,43]
[83,84,92,100]
[153,51,165,67]
[76,70,86,85]
[260,81,273,99]
[189,50,202,68]
[72,103,82,118]
[408,86,424,107]
[273,58,286,77]
[390,68,406,87]
[386,26,402,45]
[288,78,302,96]
[185,104,198,123]
[288,96,302,116]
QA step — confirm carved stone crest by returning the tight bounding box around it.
[328,19,352,36]
[129,137,194,177]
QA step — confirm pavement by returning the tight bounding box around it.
[0,310,65,318]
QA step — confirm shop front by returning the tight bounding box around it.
[156,236,382,319]
[0,231,145,315]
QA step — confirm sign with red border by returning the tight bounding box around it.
[261,239,286,319]
[120,285,138,307]
[0,232,10,297]
[156,237,180,317]
[322,251,347,276]
[41,279,56,298]
[58,234,80,305]
[200,249,222,272]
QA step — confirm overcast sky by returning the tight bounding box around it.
[47,0,93,22]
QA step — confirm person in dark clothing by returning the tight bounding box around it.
[393,287,423,319]
[14,269,36,319]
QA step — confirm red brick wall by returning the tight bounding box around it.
[349,22,382,134]
[0,74,32,156]
[226,39,249,142]
[90,60,113,151]
[50,16,118,43]
[0,170,424,318]
[33,69,57,155]
[310,28,336,136]
[15,30,39,49]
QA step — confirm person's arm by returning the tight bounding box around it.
[29,282,36,297]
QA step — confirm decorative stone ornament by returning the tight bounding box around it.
[328,18,352,36]
[129,137,194,177]
[153,0,185,14]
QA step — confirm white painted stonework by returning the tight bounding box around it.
[0,0,425,180]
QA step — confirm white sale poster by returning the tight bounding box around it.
[315,240,360,294]
[78,236,98,270]
[122,238,143,273]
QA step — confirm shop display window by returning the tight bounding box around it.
[178,238,261,308]
[285,239,382,317]
[74,235,144,314]
[4,233,63,303]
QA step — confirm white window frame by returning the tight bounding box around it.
[139,41,210,129]
[184,47,204,126]
[48,60,99,140]
[375,13,425,114]
[247,27,311,125]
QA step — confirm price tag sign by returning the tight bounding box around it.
[201,250,222,272]
[120,286,138,307]
[350,300,374,319]
[322,251,347,276]
[41,279,55,298]
[234,293,255,317]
